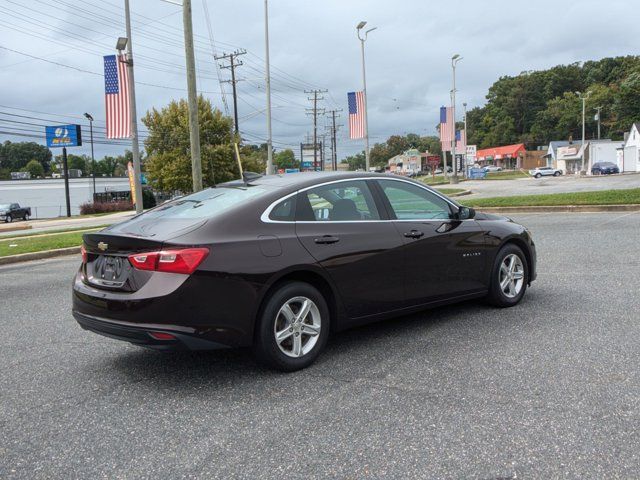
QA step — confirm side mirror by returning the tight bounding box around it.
[457,206,475,220]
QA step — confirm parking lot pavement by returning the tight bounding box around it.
[1,212,639,478]
[460,172,639,198]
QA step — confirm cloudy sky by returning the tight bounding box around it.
[0,0,636,162]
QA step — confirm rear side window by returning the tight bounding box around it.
[297,180,380,221]
[269,196,296,221]
[139,186,269,220]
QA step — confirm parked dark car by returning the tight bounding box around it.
[72,172,537,371]
[0,203,31,222]
[591,162,620,175]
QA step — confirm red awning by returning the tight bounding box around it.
[476,143,526,161]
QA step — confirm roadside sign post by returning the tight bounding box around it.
[61,147,71,217]
[45,124,82,218]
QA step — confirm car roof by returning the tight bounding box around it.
[220,171,397,190]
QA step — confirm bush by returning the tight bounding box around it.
[79,201,133,215]
[142,188,157,209]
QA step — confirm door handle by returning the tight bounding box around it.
[403,230,424,239]
[314,235,340,244]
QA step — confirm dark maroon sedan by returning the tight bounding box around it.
[73,172,536,371]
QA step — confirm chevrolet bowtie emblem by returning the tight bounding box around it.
[97,242,108,251]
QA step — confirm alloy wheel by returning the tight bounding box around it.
[499,254,525,298]
[274,296,321,358]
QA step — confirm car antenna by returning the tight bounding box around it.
[242,171,263,185]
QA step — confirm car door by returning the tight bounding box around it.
[294,179,405,319]
[374,178,487,306]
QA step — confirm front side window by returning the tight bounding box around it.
[378,180,452,220]
[297,180,380,221]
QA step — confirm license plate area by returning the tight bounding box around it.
[87,255,131,288]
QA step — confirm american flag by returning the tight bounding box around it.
[456,129,467,154]
[348,91,366,139]
[104,54,130,139]
[439,106,453,151]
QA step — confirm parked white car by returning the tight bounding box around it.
[529,166,563,178]
[482,165,503,172]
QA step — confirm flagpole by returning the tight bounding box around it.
[123,0,143,214]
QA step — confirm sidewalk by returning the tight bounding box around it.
[0,210,134,237]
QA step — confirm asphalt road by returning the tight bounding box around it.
[454,172,639,199]
[1,212,639,479]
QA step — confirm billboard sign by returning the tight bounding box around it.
[45,124,82,148]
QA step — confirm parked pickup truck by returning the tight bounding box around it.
[0,203,31,222]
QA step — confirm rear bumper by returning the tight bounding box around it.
[73,310,229,351]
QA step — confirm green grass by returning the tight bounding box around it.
[417,176,453,186]
[463,188,640,208]
[0,231,85,257]
[482,170,530,180]
[434,188,466,195]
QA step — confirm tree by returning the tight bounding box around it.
[274,149,299,170]
[0,141,52,172]
[142,96,242,192]
[22,159,44,178]
[341,152,366,171]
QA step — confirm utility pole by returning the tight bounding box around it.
[215,49,246,135]
[264,0,274,174]
[462,102,468,177]
[181,0,202,191]
[595,106,602,140]
[122,0,143,213]
[305,89,327,171]
[326,109,342,171]
[576,90,591,173]
[216,49,246,178]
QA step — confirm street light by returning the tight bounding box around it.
[576,90,592,173]
[83,112,96,199]
[450,54,463,184]
[357,21,376,172]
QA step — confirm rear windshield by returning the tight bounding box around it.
[138,186,269,220]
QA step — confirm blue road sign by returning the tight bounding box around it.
[469,167,487,179]
[45,124,82,148]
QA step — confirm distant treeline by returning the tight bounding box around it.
[466,56,640,148]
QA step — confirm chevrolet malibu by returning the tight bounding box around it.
[73,172,536,371]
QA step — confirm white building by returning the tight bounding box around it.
[622,123,640,172]
[547,139,623,173]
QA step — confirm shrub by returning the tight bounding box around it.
[79,201,133,215]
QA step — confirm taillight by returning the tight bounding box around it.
[128,247,209,274]
[80,245,88,264]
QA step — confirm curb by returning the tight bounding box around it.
[0,246,80,266]
[473,204,640,214]
[0,224,32,233]
[447,190,472,197]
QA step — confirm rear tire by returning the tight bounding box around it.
[5,215,12,223]
[553,171,560,177]
[253,281,330,372]
[485,244,529,308]
[23,213,29,221]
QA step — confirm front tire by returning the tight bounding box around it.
[5,215,12,223]
[553,171,560,177]
[485,244,528,307]
[534,173,541,178]
[253,281,330,372]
